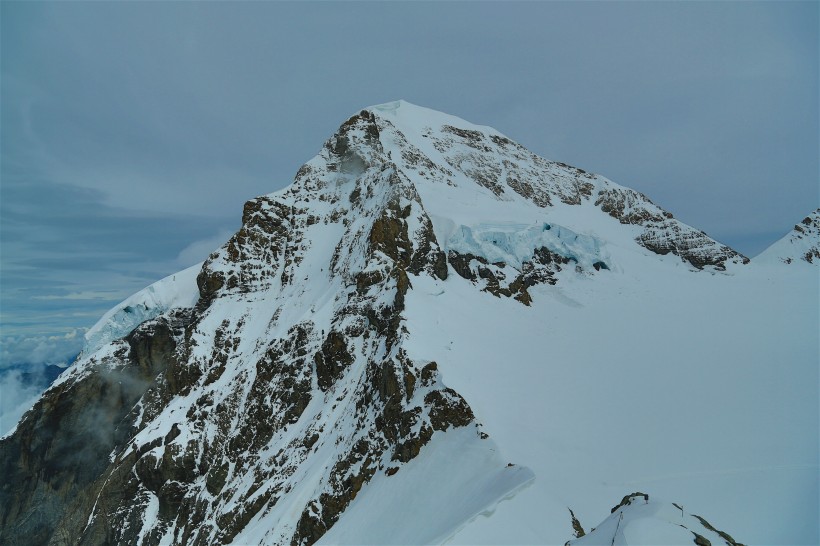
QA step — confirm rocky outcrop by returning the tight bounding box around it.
[595,188,748,269]
[636,220,749,270]
[794,211,820,263]
[448,246,585,305]
[568,508,585,539]
[610,491,650,513]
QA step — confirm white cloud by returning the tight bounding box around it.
[0,369,45,438]
[0,329,86,367]
[175,229,234,268]
[32,290,130,301]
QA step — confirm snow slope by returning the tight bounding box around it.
[406,253,817,545]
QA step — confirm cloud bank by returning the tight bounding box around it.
[0,329,85,368]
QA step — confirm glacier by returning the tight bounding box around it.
[445,221,609,271]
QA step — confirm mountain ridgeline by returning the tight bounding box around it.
[3,101,811,546]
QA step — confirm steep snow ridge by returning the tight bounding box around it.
[756,208,820,265]
[82,263,202,356]
[315,427,534,546]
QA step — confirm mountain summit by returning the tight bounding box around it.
[1,102,816,546]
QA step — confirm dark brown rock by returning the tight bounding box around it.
[568,507,585,538]
[314,331,354,391]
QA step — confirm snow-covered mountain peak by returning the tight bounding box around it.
[5,103,814,546]
[756,208,820,265]
[369,99,505,141]
[214,101,746,320]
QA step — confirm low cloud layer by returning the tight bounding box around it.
[0,329,85,368]
[0,171,232,367]
[0,366,59,437]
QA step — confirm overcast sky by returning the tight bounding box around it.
[1,1,818,366]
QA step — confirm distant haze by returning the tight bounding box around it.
[1,1,818,365]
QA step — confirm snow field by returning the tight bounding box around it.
[405,261,818,545]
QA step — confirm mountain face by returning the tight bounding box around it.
[756,208,820,265]
[2,101,816,546]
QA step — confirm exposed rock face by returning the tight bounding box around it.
[794,211,820,263]
[448,246,583,305]
[0,312,190,546]
[1,101,749,545]
[636,220,747,270]
[595,188,748,269]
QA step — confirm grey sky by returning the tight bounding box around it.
[1,1,818,365]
